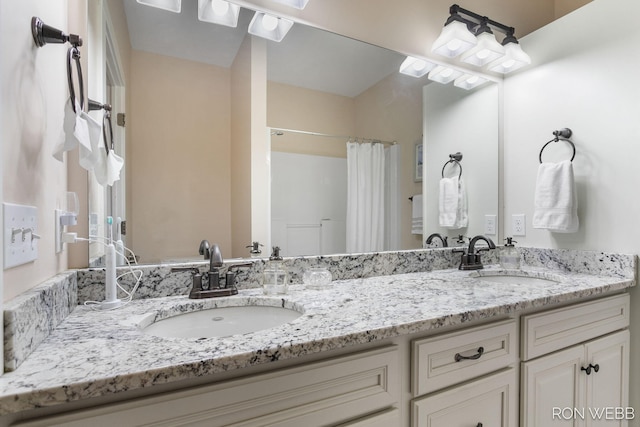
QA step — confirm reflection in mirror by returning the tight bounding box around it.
[88,0,498,265]
[422,81,500,246]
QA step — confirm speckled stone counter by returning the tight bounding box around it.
[0,248,635,416]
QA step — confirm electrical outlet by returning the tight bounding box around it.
[484,215,497,235]
[512,214,526,236]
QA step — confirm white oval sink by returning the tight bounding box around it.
[476,274,558,286]
[143,306,302,339]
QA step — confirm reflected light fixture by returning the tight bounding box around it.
[399,56,436,78]
[271,0,311,9]
[248,11,294,42]
[432,4,529,73]
[454,73,488,90]
[198,0,240,27]
[136,0,181,13]
[428,66,463,84]
[488,34,531,73]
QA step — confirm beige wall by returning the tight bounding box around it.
[1,0,87,301]
[129,50,231,263]
[268,82,354,158]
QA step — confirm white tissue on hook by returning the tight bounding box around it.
[94,146,124,186]
[54,99,96,169]
[54,99,124,186]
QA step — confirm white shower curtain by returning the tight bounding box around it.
[346,142,385,253]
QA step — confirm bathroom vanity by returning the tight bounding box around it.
[0,249,635,426]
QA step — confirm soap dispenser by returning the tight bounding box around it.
[262,246,288,295]
[500,237,520,270]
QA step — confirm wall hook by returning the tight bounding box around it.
[31,17,82,48]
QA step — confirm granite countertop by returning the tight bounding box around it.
[0,265,633,415]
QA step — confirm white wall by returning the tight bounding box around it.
[423,82,500,242]
[503,0,640,420]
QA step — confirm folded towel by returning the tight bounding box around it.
[532,160,579,233]
[439,177,468,229]
[439,177,458,227]
[454,178,468,229]
[411,194,423,234]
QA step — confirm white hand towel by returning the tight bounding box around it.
[411,194,423,234]
[53,99,98,172]
[532,160,579,233]
[439,176,458,227]
[453,178,468,229]
[94,147,125,187]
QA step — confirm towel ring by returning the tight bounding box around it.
[539,128,575,163]
[67,46,84,113]
[442,152,463,179]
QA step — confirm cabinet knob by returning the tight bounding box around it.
[581,363,600,375]
[476,423,483,427]
[454,346,484,362]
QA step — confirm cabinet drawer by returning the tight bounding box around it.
[522,293,629,361]
[412,369,517,427]
[412,319,517,396]
[337,408,400,426]
[14,347,400,427]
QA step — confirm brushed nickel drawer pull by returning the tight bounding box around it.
[454,346,484,362]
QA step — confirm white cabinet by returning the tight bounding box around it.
[521,293,630,427]
[412,369,517,427]
[14,347,400,427]
[411,319,518,427]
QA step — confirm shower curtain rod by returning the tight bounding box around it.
[270,127,396,146]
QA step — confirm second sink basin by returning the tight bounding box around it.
[143,305,303,339]
[475,274,559,286]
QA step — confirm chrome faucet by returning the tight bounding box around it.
[199,239,210,260]
[425,233,448,247]
[453,235,496,270]
[171,243,242,299]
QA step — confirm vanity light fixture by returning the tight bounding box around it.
[432,4,529,73]
[136,0,181,13]
[248,11,294,42]
[454,73,488,90]
[460,21,504,67]
[428,65,463,84]
[488,34,531,73]
[271,0,310,10]
[399,56,436,78]
[198,0,240,27]
[431,8,477,58]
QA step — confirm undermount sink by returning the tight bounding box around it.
[475,274,559,286]
[142,306,303,339]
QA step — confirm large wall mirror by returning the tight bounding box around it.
[87,0,499,266]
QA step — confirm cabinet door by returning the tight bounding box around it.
[585,330,630,427]
[521,345,585,427]
[412,369,517,427]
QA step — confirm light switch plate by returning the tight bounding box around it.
[484,214,497,235]
[3,203,38,269]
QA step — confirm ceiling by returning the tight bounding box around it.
[123,0,590,98]
[124,0,404,97]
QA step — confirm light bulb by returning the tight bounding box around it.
[441,68,453,78]
[446,39,462,52]
[412,60,427,71]
[262,14,279,31]
[476,49,490,59]
[467,76,479,84]
[211,0,229,15]
[502,59,516,69]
